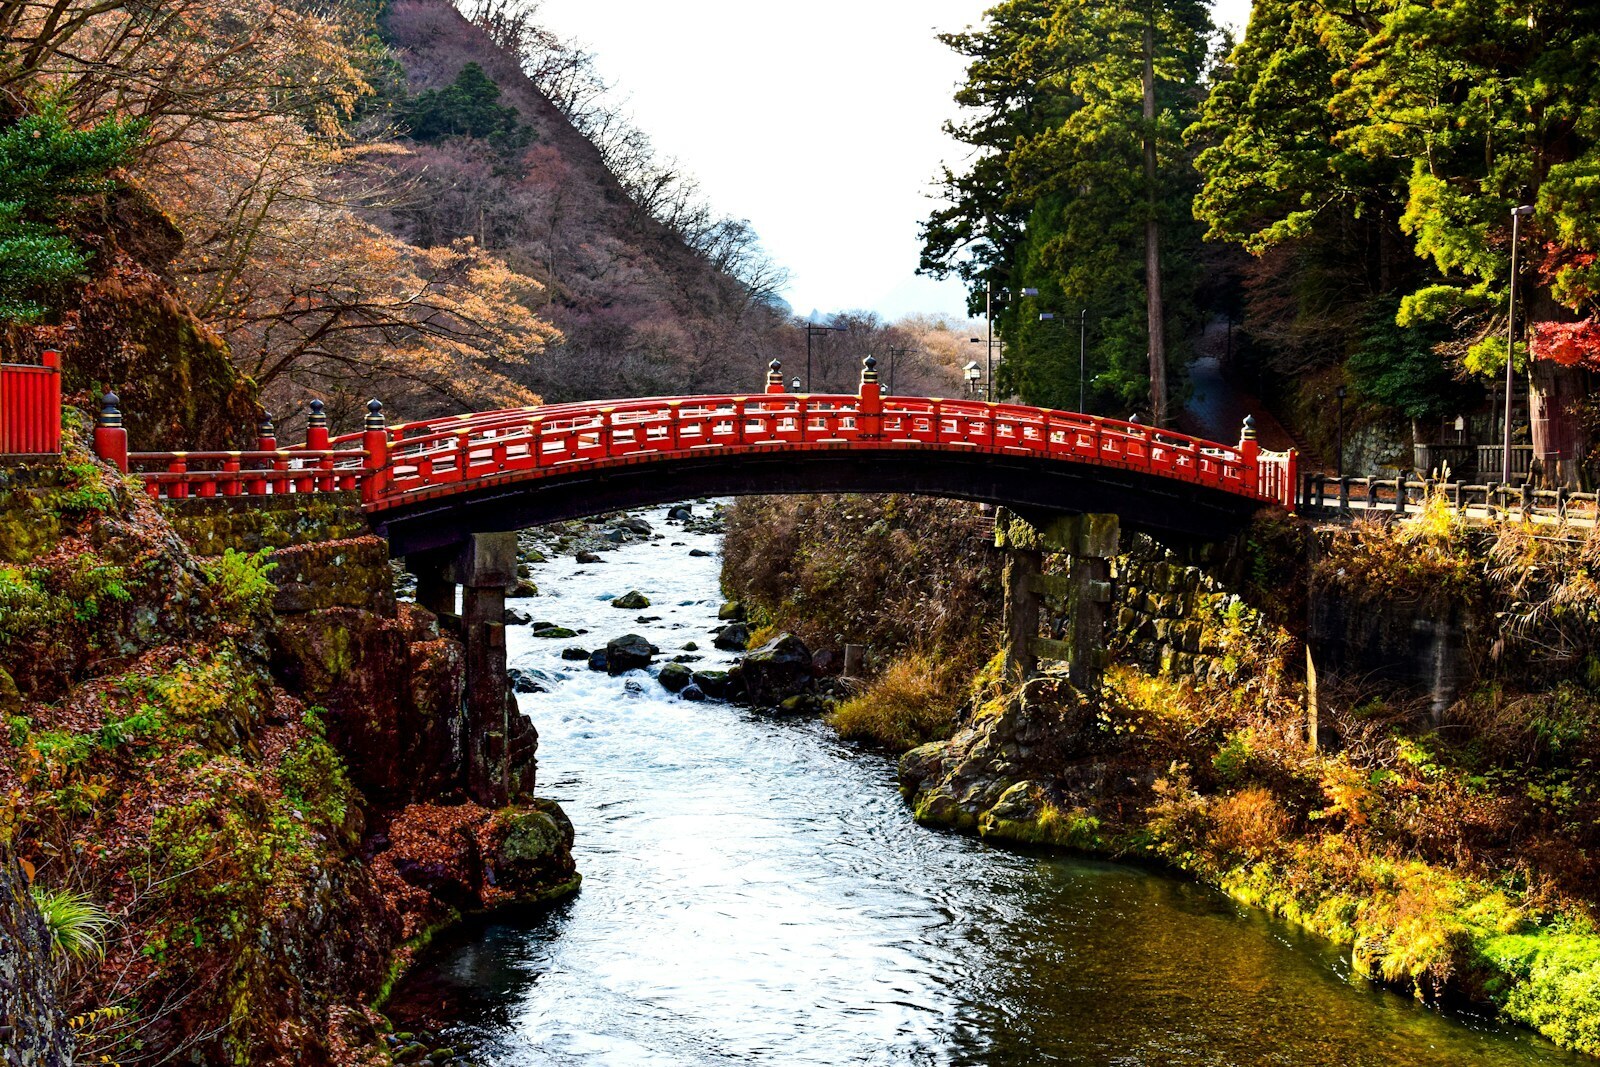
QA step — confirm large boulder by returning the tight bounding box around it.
[605,634,657,674]
[691,669,731,698]
[611,590,651,609]
[713,622,751,651]
[729,633,813,706]
[656,662,692,692]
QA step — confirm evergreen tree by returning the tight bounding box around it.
[402,62,533,150]
[0,104,143,322]
[922,0,1214,419]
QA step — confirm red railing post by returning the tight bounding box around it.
[40,350,61,455]
[361,399,389,505]
[1239,415,1260,497]
[252,412,275,494]
[93,392,129,472]
[858,355,883,441]
[168,455,188,499]
[223,453,241,496]
[765,358,787,395]
[1285,449,1300,511]
[306,398,330,450]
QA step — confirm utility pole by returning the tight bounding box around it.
[1142,3,1167,426]
[1079,308,1088,412]
[1502,204,1535,485]
[803,323,847,392]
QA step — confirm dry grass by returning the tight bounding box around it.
[827,651,962,752]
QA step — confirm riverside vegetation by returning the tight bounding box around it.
[0,422,578,1066]
[723,492,1600,1057]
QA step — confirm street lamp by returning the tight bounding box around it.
[963,360,981,399]
[791,377,802,391]
[982,281,1038,402]
[802,322,848,392]
[1503,204,1535,485]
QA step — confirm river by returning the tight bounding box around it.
[389,502,1582,1066]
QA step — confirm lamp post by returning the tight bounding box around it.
[964,360,982,399]
[803,323,847,392]
[1335,384,1346,478]
[1503,204,1535,485]
[982,281,1037,402]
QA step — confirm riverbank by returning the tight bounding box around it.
[0,429,576,1065]
[390,498,1581,1064]
[725,492,1600,1059]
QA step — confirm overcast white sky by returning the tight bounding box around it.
[524,0,1255,320]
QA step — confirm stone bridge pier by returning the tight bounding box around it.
[995,509,1120,691]
[406,532,535,807]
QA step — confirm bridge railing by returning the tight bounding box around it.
[1,350,61,457]
[88,356,1298,512]
[1300,472,1600,525]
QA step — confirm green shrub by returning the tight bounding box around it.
[30,886,112,961]
[201,548,277,619]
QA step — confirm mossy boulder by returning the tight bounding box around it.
[657,662,693,692]
[605,634,656,674]
[611,590,650,609]
[690,669,730,698]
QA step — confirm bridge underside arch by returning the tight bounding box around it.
[371,447,1263,557]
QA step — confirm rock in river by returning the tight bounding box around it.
[657,662,693,692]
[611,590,651,610]
[730,633,814,706]
[713,622,750,651]
[606,633,657,674]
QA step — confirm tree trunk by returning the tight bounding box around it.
[1143,8,1167,426]
[1530,360,1591,488]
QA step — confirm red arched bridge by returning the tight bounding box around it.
[76,356,1295,553]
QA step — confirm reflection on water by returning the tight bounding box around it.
[390,503,1580,1066]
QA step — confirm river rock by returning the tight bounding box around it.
[713,622,751,651]
[668,505,693,520]
[682,641,699,651]
[777,693,821,715]
[689,548,713,558]
[532,625,578,639]
[611,590,651,609]
[576,550,603,564]
[507,668,546,694]
[898,677,1119,840]
[636,615,662,623]
[680,683,706,702]
[588,649,608,672]
[604,528,632,543]
[512,579,539,597]
[718,600,746,621]
[658,662,693,692]
[624,679,645,694]
[561,647,589,661]
[691,669,730,698]
[729,633,814,706]
[504,606,533,626]
[618,517,654,535]
[606,634,657,674]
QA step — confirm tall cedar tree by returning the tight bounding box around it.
[1194,0,1600,473]
[922,0,1213,420]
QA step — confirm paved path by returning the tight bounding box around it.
[1176,356,1300,454]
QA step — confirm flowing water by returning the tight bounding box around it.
[390,502,1583,1066]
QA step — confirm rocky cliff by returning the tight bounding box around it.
[0,425,575,1065]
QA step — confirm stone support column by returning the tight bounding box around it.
[451,532,519,807]
[994,509,1119,692]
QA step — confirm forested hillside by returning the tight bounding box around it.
[926,0,1600,481]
